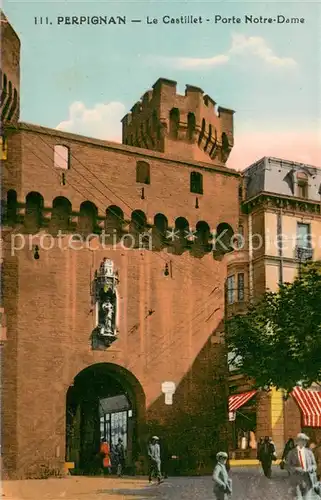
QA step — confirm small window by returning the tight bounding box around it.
[169,108,180,139]
[297,223,311,249]
[187,112,196,141]
[0,136,8,160]
[190,171,203,194]
[227,275,235,305]
[297,172,308,199]
[136,161,150,184]
[54,145,70,170]
[237,273,245,301]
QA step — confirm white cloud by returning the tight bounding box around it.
[160,34,297,70]
[230,34,297,67]
[56,101,125,142]
[176,54,230,69]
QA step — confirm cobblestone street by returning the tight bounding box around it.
[3,467,319,500]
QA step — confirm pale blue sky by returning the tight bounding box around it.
[3,0,321,168]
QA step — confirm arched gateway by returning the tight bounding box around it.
[65,363,146,474]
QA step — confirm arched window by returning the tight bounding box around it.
[105,205,124,240]
[187,112,196,141]
[54,145,70,170]
[297,171,308,199]
[153,213,168,249]
[198,119,206,146]
[195,221,211,248]
[190,171,203,194]
[215,223,234,254]
[25,192,44,233]
[169,108,180,139]
[129,210,148,248]
[78,201,98,235]
[131,210,147,232]
[136,161,150,184]
[174,217,189,253]
[50,197,72,234]
[6,190,17,225]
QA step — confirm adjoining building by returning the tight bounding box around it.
[226,156,321,458]
[1,11,240,478]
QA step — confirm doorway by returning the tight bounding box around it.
[65,363,145,474]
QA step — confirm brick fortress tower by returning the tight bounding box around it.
[0,10,20,127]
[122,78,234,165]
[1,11,241,479]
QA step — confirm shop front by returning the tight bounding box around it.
[229,390,258,459]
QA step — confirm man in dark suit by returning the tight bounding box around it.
[258,436,276,478]
[286,433,318,499]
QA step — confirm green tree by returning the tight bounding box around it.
[226,264,321,394]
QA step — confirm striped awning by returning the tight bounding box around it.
[292,386,321,427]
[229,390,257,413]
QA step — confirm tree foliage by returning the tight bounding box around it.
[226,264,321,394]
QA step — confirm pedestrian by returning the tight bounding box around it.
[281,438,295,473]
[257,437,264,458]
[283,438,295,461]
[212,451,232,499]
[100,441,112,475]
[286,432,318,499]
[148,436,162,484]
[258,436,276,478]
[115,438,126,477]
[313,440,321,480]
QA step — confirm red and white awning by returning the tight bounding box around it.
[229,390,257,413]
[292,386,321,427]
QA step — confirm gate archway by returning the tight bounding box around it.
[65,363,146,474]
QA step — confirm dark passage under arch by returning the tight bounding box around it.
[65,363,146,475]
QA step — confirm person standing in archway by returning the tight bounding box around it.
[148,436,162,484]
[115,438,126,477]
[100,441,112,475]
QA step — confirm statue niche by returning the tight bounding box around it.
[91,258,119,350]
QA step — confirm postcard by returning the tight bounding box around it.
[1,0,321,498]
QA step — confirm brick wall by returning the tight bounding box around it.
[2,124,239,477]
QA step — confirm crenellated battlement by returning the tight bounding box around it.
[0,11,20,127]
[122,78,234,166]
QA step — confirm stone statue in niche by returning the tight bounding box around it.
[91,258,119,350]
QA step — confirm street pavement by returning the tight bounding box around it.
[2,467,320,499]
[106,467,319,500]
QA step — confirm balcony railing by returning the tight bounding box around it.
[295,246,313,261]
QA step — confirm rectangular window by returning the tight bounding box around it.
[297,182,308,199]
[54,145,70,170]
[227,275,235,305]
[237,273,245,301]
[297,223,311,249]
